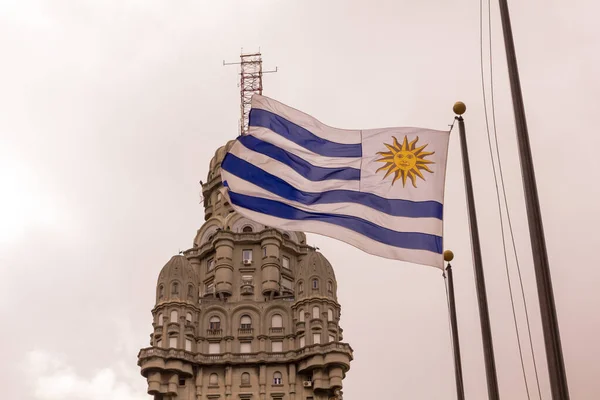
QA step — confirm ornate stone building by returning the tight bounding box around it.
[138,141,353,400]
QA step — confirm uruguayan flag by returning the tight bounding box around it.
[221,95,450,268]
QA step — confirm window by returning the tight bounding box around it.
[313,333,321,345]
[209,316,221,330]
[312,306,320,319]
[329,335,335,343]
[327,309,333,321]
[208,343,220,354]
[206,283,214,295]
[298,281,304,293]
[158,285,164,299]
[312,278,319,289]
[273,372,282,385]
[171,282,179,295]
[186,312,193,323]
[185,338,192,351]
[156,339,162,347]
[179,378,186,386]
[271,314,283,328]
[216,192,222,202]
[281,277,293,291]
[282,256,290,269]
[209,373,218,386]
[241,372,250,386]
[240,342,251,353]
[240,315,252,329]
[299,336,305,348]
[242,249,252,262]
[157,313,163,326]
[327,281,333,292]
[187,284,194,299]
[207,258,215,272]
[262,247,267,257]
[283,233,290,240]
[272,341,283,352]
[169,336,178,348]
[299,309,304,322]
[242,225,253,233]
[170,310,178,323]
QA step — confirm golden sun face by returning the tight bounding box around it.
[375,136,435,188]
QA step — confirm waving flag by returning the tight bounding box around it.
[220,95,450,268]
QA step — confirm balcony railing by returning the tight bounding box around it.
[238,328,254,337]
[207,329,222,336]
[269,327,285,335]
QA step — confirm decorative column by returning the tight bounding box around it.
[259,364,267,400]
[288,364,297,400]
[195,367,203,400]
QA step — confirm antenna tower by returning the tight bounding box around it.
[224,50,277,135]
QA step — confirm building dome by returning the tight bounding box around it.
[297,250,337,300]
[207,139,236,181]
[155,255,198,304]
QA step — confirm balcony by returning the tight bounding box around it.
[269,327,285,336]
[310,319,323,328]
[207,329,222,337]
[240,285,254,295]
[295,321,305,332]
[327,321,337,330]
[238,328,254,337]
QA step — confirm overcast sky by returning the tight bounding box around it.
[1,1,599,399]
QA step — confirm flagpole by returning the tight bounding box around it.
[444,250,465,400]
[496,2,570,398]
[454,102,500,400]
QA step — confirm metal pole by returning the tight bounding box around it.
[454,103,500,400]
[496,2,570,398]
[444,250,465,400]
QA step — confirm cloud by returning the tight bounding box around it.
[23,351,147,400]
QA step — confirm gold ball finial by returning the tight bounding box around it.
[453,101,466,115]
[443,250,454,262]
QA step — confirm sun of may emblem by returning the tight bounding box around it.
[375,135,435,188]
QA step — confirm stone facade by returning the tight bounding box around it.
[138,141,353,400]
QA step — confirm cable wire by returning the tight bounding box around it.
[484,0,543,397]
[479,0,540,398]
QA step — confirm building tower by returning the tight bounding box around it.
[138,54,352,400]
[137,143,353,400]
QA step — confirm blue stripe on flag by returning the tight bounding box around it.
[238,135,360,182]
[222,153,443,219]
[226,189,443,254]
[249,108,362,158]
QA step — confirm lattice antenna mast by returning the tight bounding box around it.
[224,50,277,135]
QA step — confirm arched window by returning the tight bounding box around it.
[209,316,221,330]
[298,308,305,322]
[312,278,319,290]
[157,313,163,326]
[312,306,320,319]
[158,285,164,300]
[186,312,193,323]
[172,282,179,295]
[209,373,218,386]
[271,314,283,328]
[327,281,333,292]
[328,309,334,321]
[273,371,282,385]
[283,233,290,239]
[242,225,253,233]
[240,315,252,329]
[187,284,194,299]
[170,310,178,323]
[241,372,250,385]
[298,281,304,293]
